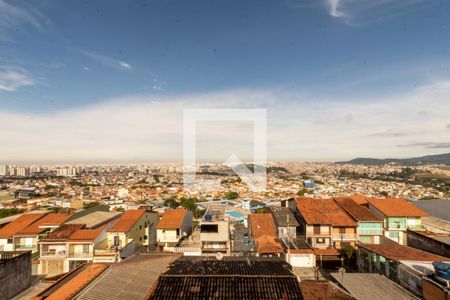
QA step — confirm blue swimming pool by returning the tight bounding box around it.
[226,210,246,219]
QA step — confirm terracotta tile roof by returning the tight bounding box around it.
[15,213,72,236]
[346,195,369,205]
[249,213,277,238]
[108,209,146,233]
[44,264,107,300]
[156,208,187,229]
[40,224,85,241]
[68,225,107,242]
[294,197,357,227]
[300,280,356,300]
[358,243,448,262]
[0,213,44,238]
[368,198,429,217]
[334,197,382,222]
[255,234,284,254]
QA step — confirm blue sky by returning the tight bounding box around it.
[1,0,450,162]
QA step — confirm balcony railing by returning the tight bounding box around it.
[40,250,67,258]
[15,244,38,251]
[332,234,357,241]
[67,252,93,259]
[358,229,383,235]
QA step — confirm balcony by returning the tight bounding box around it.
[358,228,383,235]
[40,250,67,258]
[15,244,38,251]
[332,234,357,241]
[67,252,93,259]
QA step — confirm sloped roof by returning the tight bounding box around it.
[300,280,356,300]
[15,213,72,236]
[368,198,429,217]
[334,197,382,222]
[267,206,299,227]
[346,195,370,205]
[0,213,44,238]
[108,209,146,233]
[358,242,448,262]
[156,208,187,229]
[294,197,357,227]
[255,235,284,254]
[249,213,277,239]
[68,225,108,242]
[41,224,85,241]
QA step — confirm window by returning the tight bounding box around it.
[358,236,371,243]
[201,224,218,233]
[83,244,89,253]
[144,235,148,240]
[7,238,13,244]
[389,231,399,239]
[313,225,321,234]
[140,225,142,230]
[316,238,325,244]
[339,227,346,234]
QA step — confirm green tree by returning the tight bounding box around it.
[224,191,239,200]
[297,189,308,196]
[163,198,179,208]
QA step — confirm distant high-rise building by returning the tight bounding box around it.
[16,167,31,177]
[0,165,6,176]
[56,167,77,177]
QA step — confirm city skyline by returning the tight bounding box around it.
[1,0,450,162]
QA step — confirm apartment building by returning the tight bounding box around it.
[94,209,159,262]
[0,213,45,251]
[334,197,383,244]
[293,197,358,249]
[199,205,230,254]
[367,198,428,245]
[156,208,193,249]
[248,213,284,257]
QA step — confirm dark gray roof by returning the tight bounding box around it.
[267,206,299,227]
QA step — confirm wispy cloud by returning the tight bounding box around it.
[0,0,49,40]
[397,142,450,149]
[0,66,36,91]
[80,50,133,71]
[328,0,346,18]
[324,0,425,25]
[0,79,449,162]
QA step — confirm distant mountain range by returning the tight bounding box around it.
[338,153,450,166]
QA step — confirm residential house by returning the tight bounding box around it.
[199,205,230,254]
[13,213,72,254]
[248,213,284,257]
[367,198,428,245]
[0,213,45,251]
[293,197,358,250]
[94,209,159,262]
[357,242,448,287]
[156,208,193,250]
[38,211,121,276]
[266,206,299,238]
[334,197,383,244]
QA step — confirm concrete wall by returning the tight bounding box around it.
[407,230,450,258]
[0,251,32,300]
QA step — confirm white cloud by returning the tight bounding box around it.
[0,0,48,40]
[80,50,133,71]
[0,66,36,91]
[0,81,449,163]
[328,0,346,18]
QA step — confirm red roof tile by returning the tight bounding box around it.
[44,264,107,300]
[16,213,72,236]
[300,280,356,300]
[249,214,277,238]
[368,198,429,217]
[334,197,382,222]
[108,209,146,233]
[0,213,44,238]
[41,224,85,241]
[347,195,370,205]
[358,243,447,262]
[68,225,107,242]
[295,197,357,227]
[156,208,187,229]
[255,234,284,254]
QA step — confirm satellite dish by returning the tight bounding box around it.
[216,252,224,261]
